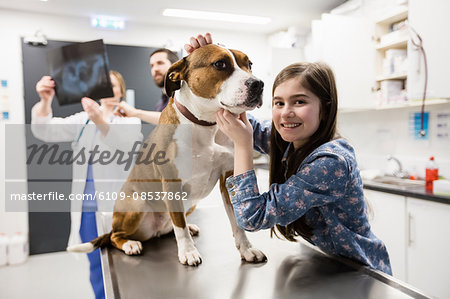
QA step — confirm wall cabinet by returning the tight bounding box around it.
[311,2,450,112]
[310,14,374,110]
[408,0,450,100]
[367,190,450,299]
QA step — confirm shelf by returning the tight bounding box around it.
[339,98,450,114]
[374,6,409,106]
[375,6,408,25]
[376,37,408,51]
[376,73,407,81]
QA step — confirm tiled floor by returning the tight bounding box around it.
[0,251,93,298]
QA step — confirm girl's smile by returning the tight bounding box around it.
[272,78,321,149]
[281,122,301,128]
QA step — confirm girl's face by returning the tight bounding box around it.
[272,78,321,149]
[100,74,122,106]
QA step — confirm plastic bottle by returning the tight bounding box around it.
[425,156,439,192]
[0,233,8,266]
[8,232,28,265]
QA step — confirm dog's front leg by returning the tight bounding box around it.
[170,210,202,266]
[219,172,267,263]
[163,180,202,266]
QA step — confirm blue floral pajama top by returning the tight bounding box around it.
[225,116,392,275]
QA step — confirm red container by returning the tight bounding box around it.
[425,156,439,192]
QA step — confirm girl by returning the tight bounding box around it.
[32,70,142,298]
[216,61,392,275]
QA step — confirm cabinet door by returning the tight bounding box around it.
[408,0,450,99]
[319,14,375,109]
[365,190,407,280]
[407,197,450,299]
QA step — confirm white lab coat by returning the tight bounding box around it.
[31,102,143,247]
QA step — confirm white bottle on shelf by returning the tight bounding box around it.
[8,232,28,265]
[0,233,8,266]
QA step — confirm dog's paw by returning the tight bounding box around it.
[240,247,267,263]
[122,240,143,255]
[178,248,202,266]
[187,223,200,236]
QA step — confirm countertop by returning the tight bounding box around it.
[254,162,450,205]
[97,206,430,299]
[363,180,450,205]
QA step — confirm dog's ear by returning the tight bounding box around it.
[164,58,187,97]
[230,49,252,72]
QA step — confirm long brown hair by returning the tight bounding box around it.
[269,62,339,242]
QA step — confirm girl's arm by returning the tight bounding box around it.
[216,109,254,176]
[225,153,349,231]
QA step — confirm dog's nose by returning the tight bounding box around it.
[245,79,264,95]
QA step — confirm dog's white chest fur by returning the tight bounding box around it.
[172,106,234,200]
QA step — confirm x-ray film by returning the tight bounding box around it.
[46,39,114,105]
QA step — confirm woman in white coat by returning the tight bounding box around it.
[31,70,142,299]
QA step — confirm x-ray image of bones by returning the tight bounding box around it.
[60,54,109,99]
[47,39,113,106]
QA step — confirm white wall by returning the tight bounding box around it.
[0,8,272,236]
[338,104,450,179]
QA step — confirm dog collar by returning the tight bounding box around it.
[174,98,217,126]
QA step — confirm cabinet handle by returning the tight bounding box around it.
[408,213,414,246]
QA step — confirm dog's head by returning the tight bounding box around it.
[164,44,263,115]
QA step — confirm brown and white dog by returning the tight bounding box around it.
[67,44,266,266]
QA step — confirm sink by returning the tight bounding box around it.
[366,176,425,189]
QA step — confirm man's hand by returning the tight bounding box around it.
[116,101,139,118]
[184,33,213,54]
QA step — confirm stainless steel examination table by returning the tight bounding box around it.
[97,206,429,299]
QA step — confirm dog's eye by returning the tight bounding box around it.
[213,60,227,70]
[248,61,253,70]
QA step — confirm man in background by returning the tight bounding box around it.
[112,48,179,123]
[150,48,179,111]
[113,33,211,122]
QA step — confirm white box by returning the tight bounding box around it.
[380,80,403,102]
[384,49,407,75]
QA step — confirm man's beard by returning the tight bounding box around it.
[154,73,164,88]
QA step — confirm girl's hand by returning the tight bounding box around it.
[184,33,213,54]
[35,76,55,104]
[81,97,104,125]
[216,109,253,148]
